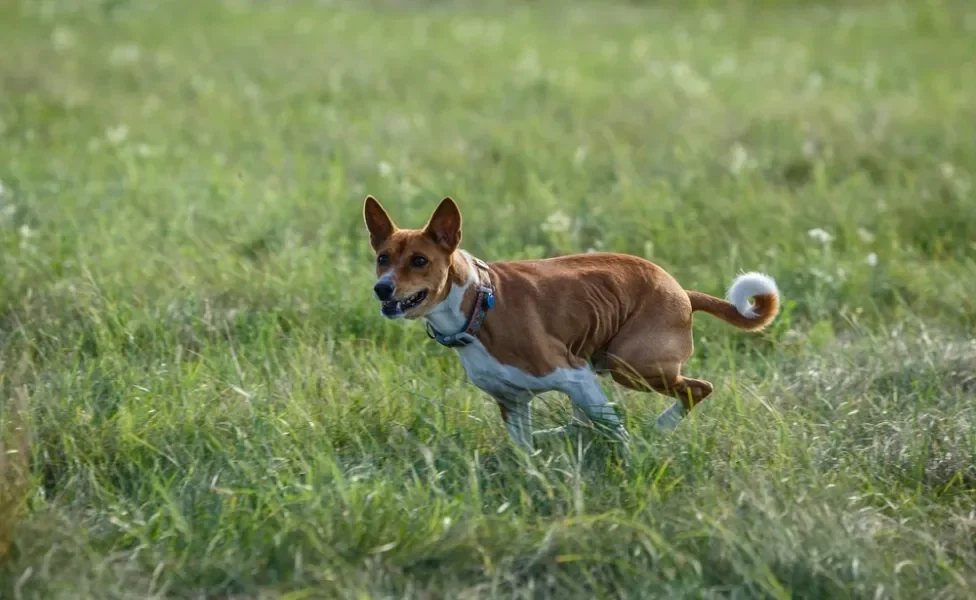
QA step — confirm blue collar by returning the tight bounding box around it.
[425,257,496,348]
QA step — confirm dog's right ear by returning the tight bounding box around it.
[363,195,398,250]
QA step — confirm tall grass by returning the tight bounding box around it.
[0,354,30,563]
[0,0,974,597]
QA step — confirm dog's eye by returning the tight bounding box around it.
[377,254,390,266]
[410,255,428,268]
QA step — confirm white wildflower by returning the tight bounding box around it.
[807,227,834,245]
[810,267,834,283]
[630,38,651,59]
[243,82,261,99]
[643,240,654,258]
[106,124,129,145]
[802,139,818,157]
[572,146,588,167]
[190,75,214,94]
[109,44,141,66]
[940,163,955,179]
[671,61,709,96]
[645,60,666,79]
[52,26,76,51]
[515,50,541,80]
[703,11,724,31]
[377,161,393,178]
[541,210,572,234]
[729,143,751,175]
[712,57,737,77]
[18,224,32,249]
[856,227,875,243]
[866,252,878,267]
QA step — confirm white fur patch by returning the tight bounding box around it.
[422,252,475,335]
[725,271,779,319]
[655,401,685,432]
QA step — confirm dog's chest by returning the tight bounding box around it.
[455,341,553,398]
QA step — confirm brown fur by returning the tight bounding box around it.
[364,196,779,413]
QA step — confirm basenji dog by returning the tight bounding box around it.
[363,195,780,458]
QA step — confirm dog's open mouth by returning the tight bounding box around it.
[381,289,428,318]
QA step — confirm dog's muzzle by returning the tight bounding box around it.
[380,289,428,318]
[374,279,395,301]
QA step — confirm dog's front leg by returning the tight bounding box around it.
[560,371,631,460]
[494,392,534,454]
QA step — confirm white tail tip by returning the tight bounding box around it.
[726,272,779,319]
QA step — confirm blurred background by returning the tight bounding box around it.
[1,0,975,597]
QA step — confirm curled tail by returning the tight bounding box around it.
[686,272,780,332]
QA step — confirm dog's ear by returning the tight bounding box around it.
[424,197,462,252]
[364,195,398,250]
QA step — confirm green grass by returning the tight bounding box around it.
[2,0,976,597]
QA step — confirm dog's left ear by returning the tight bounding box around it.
[424,197,462,252]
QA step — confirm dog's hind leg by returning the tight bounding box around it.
[606,321,713,433]
[609,359,714,432]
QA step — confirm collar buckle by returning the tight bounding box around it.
[425,324,477,348]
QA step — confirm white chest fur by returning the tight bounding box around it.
[454,339,563,399]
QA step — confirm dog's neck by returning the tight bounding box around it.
[424,249,480,335]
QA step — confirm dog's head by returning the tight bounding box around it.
[363,195,462,320]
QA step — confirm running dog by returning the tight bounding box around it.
[363,195,780,456]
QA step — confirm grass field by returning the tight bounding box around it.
[2,0,976,597]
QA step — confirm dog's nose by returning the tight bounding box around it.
[374,280,395,301]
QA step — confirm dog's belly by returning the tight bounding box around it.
[456,340,562,398]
